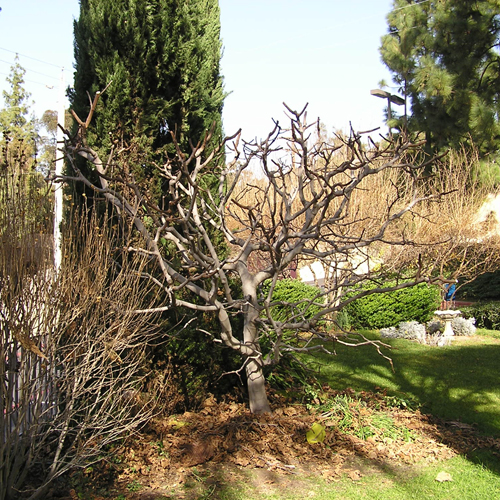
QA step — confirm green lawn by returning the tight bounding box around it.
[211,455,500,500]
[208,331,500,500]
[304,330,500,437]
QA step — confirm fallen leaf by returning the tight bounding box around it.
[435,471,453,482]
[348,469,362,481]
[306,423,326,444]
[284,406,299,416]
[168,417,189,430]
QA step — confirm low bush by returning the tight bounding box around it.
[381,316,476,342]
[380,321,426,341]
[345,282,441,329]
[426,319,444,335]
[261,279,324,323]
[451,316,477,336]
[462,302,500,330]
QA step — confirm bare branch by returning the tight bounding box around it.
[51,93,499,417]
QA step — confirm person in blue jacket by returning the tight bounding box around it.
[443,281,457,309]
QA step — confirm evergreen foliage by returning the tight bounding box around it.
[70,1,229,396]
[0,56,37,171]
[36,110,58,176]
[71,0,225,167]
[160,323,242,409]
[0,58,52,236]
[463,302,500,330]
[380,0,500,154]
[345,282,441,329]
[261,279,324,323]
[458,271,500,301]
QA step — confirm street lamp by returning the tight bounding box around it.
[370,89,405,138]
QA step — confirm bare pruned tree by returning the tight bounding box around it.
[53,95,465,414]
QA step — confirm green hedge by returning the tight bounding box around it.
[457,271,500,301]
[261,279,324,323]
[344,282,441,329]
[462,302,500,330]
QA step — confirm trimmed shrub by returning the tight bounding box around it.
[380,321,426,342]
[462,302,500,330]
[345,282,441,329]
[261,279,324,323]
[451,316,477,336]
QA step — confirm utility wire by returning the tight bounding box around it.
[0,46,69,70]
[0,50,68,91]
[0,70,59,88]
[0,58,58,81]
[1,1,431,70]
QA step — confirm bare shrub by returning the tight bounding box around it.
[422,149,500,284]
[1,168,55,500]
[1,170,166,500]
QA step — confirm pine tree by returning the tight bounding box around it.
[0,56,37,171]
[71,0,225,168]
[380,0,500,154]
[0,59,53,239]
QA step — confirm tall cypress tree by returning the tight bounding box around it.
[71,0,225,169]
[70,1,231,401]
[380,0,500,154]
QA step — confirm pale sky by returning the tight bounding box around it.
[0,0,396,142]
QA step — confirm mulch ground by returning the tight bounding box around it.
[53,388,500,500]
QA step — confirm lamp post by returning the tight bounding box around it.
[370,89,405,139]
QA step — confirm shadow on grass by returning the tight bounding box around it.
[469,448,500,476]
[304,333,500,476]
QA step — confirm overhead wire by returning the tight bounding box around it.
[1,1,432,71]
[0,47,69,99]
[0,58,59,81]
[1,1,430,83]
[0,46,68,70]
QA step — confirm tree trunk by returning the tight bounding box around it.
[245,357,271,414]
[240,283,272,414]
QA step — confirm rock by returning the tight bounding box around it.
[435,471,453,482]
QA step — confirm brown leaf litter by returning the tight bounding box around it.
[54,389,500,499]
